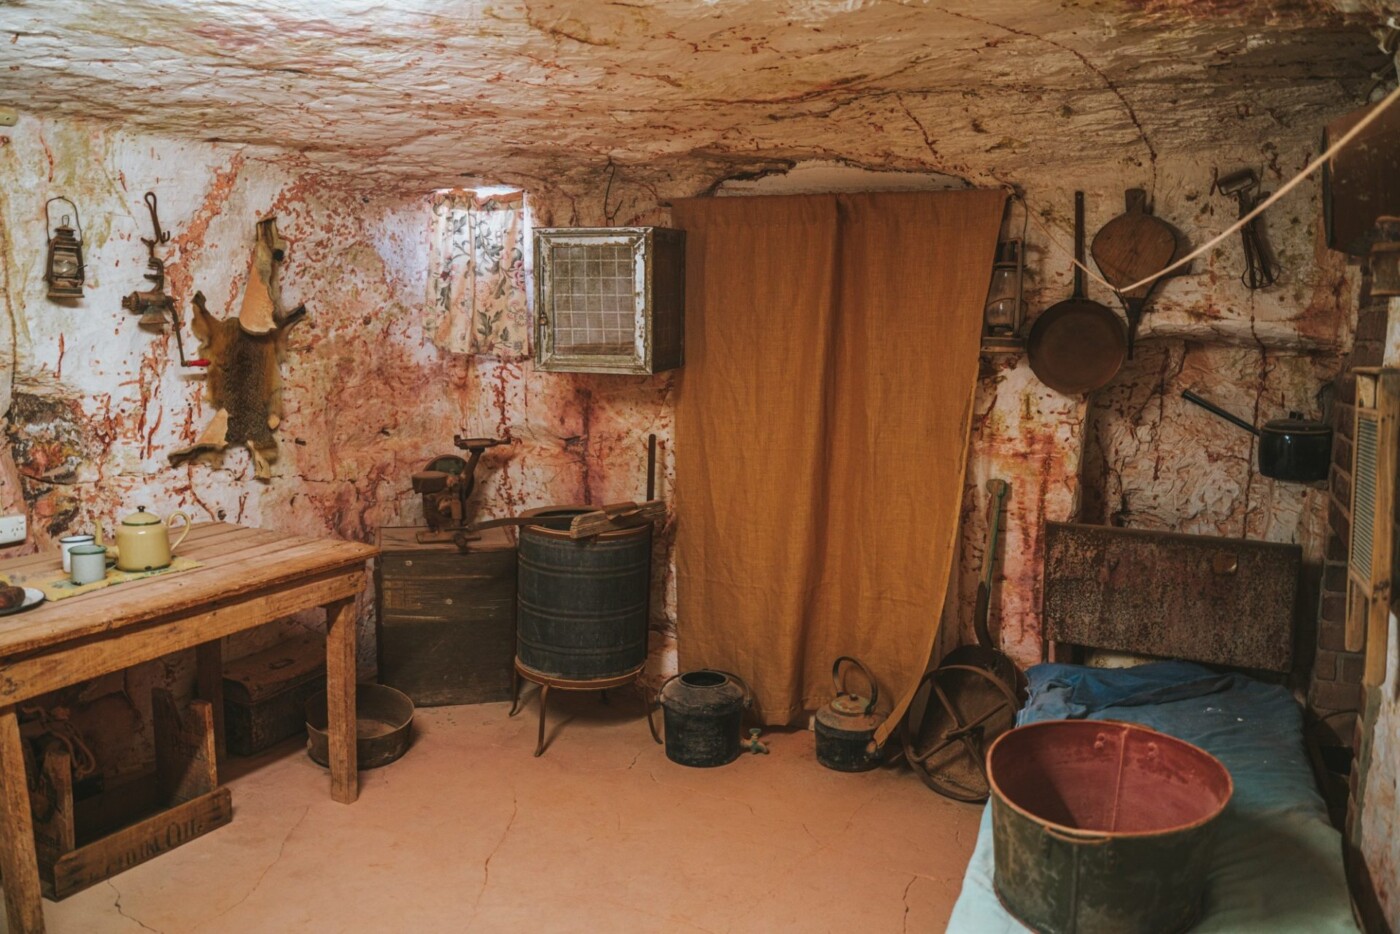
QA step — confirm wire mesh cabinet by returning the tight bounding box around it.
[534,227,685,375]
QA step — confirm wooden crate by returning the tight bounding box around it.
[222,632,326,755]
[31,688,230,899]
[376,526,517,706]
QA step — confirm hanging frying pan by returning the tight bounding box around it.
[1028,192,1127,395]
[1091,188,1177,357]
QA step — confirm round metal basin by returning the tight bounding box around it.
[305,683,414,770]
[988,720,1232,934]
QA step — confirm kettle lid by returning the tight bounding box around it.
[122,506,161,526]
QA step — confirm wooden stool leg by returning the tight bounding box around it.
[0,704,46,933]
[534,684,550,757]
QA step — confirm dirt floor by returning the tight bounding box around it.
[31,691,982,933]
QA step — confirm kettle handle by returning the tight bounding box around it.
[167,511,191,555]
[831,656,877,715]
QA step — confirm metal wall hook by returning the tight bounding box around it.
[143,191,170,244]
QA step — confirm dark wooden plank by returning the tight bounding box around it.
[1042,521,1300,672]
[0,704,46,932]
[46,789,232,900]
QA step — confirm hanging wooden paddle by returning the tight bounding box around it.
[1091,188,1176,357]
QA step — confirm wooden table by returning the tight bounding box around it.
[0,523,377,933]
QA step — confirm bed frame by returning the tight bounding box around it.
[1041,522,1303,675]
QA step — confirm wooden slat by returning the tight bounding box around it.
[0,571,365,703]
[326,598,358,804]
[0,704,46,933]
[46,788,232,900]
[195,641,226,759]
[0,524,376,658]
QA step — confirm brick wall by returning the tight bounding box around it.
[1309,270,1387,744]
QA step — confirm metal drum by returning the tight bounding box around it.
[516,505,652,680]
[988,720,1233,934]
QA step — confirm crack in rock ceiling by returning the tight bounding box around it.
[0,0,1388,192]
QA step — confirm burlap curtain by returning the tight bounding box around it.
[671,189,1006,746]
[427,189,529,359]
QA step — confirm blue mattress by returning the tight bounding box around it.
[947,661,1358,933]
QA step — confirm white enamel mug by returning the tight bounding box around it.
[60,534,96,573]
[69,544,108,586]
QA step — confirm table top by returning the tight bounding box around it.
[0,523,377,660]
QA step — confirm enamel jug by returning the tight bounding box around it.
[114,506,190,572]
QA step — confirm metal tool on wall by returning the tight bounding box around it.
[1181,389,1332,483]
[411,436,506,544]
[1028,192,1126,396]
[1216,169,1279,290]
[122,192,208,368]
[901,478,1021,802]
[1091,188,1178,357]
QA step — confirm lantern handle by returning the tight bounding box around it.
[143,192,170,244]
[44,197,82,244]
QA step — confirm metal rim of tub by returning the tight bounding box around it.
[987,719,1234,841]
[517,505,653,542]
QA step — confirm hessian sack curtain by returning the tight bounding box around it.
[671,189,1006,747]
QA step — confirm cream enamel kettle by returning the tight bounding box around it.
[113,506,190,572]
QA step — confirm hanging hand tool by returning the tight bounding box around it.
[1091,188,1178,358]
[1216,169,1278,290]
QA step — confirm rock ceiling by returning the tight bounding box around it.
[0,0,1391,192]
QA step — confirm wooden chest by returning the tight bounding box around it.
[376,526,517,706]
[222,632,326,756]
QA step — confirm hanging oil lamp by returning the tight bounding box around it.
[981,238,1025,352]
[44,197,85,300]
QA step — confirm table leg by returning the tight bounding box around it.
[534,684,550,758]
[325,598,358,804]
[195,640,226,760]
[0,704,45,933]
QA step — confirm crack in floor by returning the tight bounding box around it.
[199,804,310,926]
[901,875,918,933]
[465,788,520,928]
[108,880,161,934]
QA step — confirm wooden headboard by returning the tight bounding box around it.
[1042,522,1303,673]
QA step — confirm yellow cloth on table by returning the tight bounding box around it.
[5,557,203,602]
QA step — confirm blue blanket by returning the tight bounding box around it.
[947,662,1358,933]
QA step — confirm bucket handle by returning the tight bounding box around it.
[1042,825,1111,847]
[831,656,877,715]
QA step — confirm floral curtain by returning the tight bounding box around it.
[428,190,528,359]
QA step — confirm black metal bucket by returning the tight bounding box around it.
[516,506,652,680]
[988,720,1233,934]
[657,670,751,768]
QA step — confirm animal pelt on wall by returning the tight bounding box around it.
[168,292,306,480]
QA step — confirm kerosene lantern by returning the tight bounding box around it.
[44,197,85,300]
[981,238,1025,352]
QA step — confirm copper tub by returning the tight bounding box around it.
[988,720,1233,934]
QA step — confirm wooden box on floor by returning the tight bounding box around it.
[222,632,327,755]
[30,688,230,899]
[376,526,517,706]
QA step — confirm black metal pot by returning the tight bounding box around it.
[1182,389,1332,483]
[656,670,752,768]
[814,656,885,772]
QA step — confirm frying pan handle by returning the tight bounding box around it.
[831,656,878,714]
[1072,192,1086,297]
[1181,389,1260,437]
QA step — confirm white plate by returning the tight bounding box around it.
[0,587,45,616]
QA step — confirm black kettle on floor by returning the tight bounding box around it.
[814,656,885,772]
[655,669,752,768]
